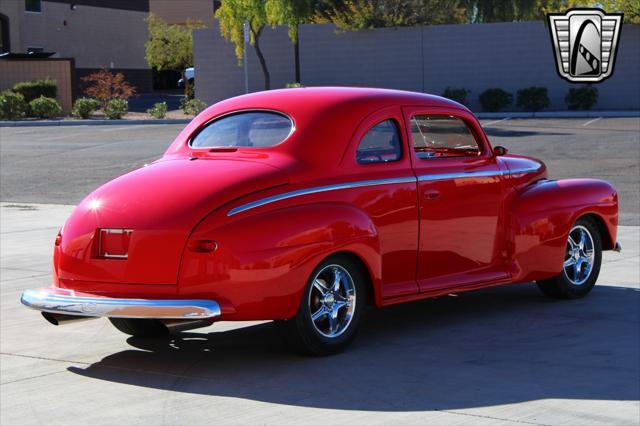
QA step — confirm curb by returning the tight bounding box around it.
[0,118,192,127]
[476,110,640,119]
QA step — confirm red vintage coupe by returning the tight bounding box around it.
[21,87,620,354]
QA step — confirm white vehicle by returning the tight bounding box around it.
[177,67,194,88]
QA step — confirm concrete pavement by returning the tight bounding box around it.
[1,202,638,425]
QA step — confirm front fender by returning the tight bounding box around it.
[177,203,380,320]
[509,178,618,282]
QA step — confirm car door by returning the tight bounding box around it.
[345,106,420,300]
[402,106,510,291]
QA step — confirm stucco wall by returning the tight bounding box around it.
[0,59,74,113]
[194,21,640,111]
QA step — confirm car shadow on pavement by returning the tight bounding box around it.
[68,283,639,411]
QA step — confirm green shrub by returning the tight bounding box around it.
[13,79,57,102]
[286,82,304,88]
[147,102,168,119]
[565,87,598,110]
[29,96,62,118]
[181,98,207,116]
[442,87,470,105]
[478,88,513,112]
[186,82,195,100]
[0,91,28,120]
[104,98,128,120]
[72,98,101,119]
[516,87,550,112]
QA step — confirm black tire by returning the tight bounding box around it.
[276,254,368,356]
[109,318,169,337]
[536,216,602,299]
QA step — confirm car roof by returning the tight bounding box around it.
[165,87,473,173]
[211,86,468,116]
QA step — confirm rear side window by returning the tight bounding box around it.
[410,115,481,159]
[190,111,293,148]
[356,119,402,164]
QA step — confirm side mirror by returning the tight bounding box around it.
[493,146,508,156]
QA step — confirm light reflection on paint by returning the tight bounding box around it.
[87,199,102,211]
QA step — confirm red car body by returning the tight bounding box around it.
[22,87,618,329]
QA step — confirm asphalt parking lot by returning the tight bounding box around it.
[1,118,639,425]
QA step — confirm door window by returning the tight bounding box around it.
[410,115,481,159]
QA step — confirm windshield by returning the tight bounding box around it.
[190,111,293,149]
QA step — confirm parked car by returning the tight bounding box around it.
[21,87,620,355]
[177,67,194,88]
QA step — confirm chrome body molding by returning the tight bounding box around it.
[227,165,541,216]
[227,176,416,216]
[21,287,221,319]
[417,166,541,182]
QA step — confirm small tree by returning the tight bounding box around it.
[265,0,313,84]
[216,0,271,90]
[81,69,136,108]
[145,13,205,97]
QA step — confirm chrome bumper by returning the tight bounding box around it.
[20,287,221,320]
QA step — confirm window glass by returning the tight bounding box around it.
[356,119,402,164]
[410,115,481,159]
[25,0,41,12]
[190,111,293,148]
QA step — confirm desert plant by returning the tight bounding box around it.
[565,87,598,110]
[479,88,513,112]
[13,79,57,102]
[516,87,550,112]
[72,98,102,119]
[442,87,470,105]
[103,98,128,120]
[28,96,62,118]
[0,91,28,120]
[82,69,136,107]
[181,98,207,116]
[147,101,168,119]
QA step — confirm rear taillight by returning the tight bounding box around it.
[97,229,133,259]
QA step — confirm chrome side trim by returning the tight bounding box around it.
[21,288,221,320]
[226,165,541,216]
[227,176,417,216]
[418,170,502,182]
[417,166,541,182]
[508,166,542,175]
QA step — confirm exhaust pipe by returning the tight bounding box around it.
[161,319,215,333]
[42,312,99,326]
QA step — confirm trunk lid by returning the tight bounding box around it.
[57,158,287,285]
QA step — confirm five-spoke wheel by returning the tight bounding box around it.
[276,255,366,355]
[309,264,356,338]
[563,225,595,286]
[537,216,602,299]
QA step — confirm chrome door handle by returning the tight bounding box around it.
[424,189,440,200]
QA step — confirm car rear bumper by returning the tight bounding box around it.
[20,287,221,320]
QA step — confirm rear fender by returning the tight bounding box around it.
[509,179,617,282]
[178,203,380,320]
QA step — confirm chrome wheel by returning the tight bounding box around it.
[563,225,595,286]
[308,264,356,338]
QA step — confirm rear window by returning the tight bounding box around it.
[190,111,293,148]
